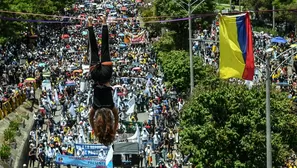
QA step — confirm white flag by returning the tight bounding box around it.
[113,88,118,108]
[136,124,140,143]
[105,146,114,166]
[87,90,91,106]
[128,97,135,108]
[54,89,59,104]
[126,104,135,115]
[69,103,76,117]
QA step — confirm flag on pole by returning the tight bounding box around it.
[113,89,118,108]
[47,94,51,103]
[127,97,135,108]
[69,103,76,117]
[87,90,90,106]
[126,104,135,115]
[105,146,114,166]
[136,124,140,143]
[219,13,255,80]
[54,89,59,104]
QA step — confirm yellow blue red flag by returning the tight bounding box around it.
[219,13,255,80]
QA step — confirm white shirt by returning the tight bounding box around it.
[145,147,151,157]
[141,129,148,141]
[47,148,55,158]
[88,126,92,133]
[153,134,159,145]
[148,112,154,120]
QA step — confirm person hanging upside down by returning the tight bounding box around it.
[87,16,119,146]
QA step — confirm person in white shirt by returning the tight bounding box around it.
[141,128,149,145]
[145,145,152,167]
[30,131,36,141]
[178,99,184,111]
[148,111,154,125]
[174,150,182,165]
[153,132,159,151]
[77,134,85,144]
[47,147,56,163]
[87,125,92,142]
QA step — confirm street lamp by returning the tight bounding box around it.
[172,0,206,94]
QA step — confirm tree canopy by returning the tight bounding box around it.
[180,78,297,167]
[141,0,216,50]
[153,31,176,52]
[0,0,75,43]
[157,49,216,93]
[154,31,216,93]
[242,0,297,32]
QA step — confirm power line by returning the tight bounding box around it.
[1,8,297,24]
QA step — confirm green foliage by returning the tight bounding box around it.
[0,144,11,160]
[218,0,230,4]
[0,0,75,44]
[253,27,278,36]
[180,79,297,167]
[9,120,20,131]
[141,0,216,50]
[243,0,297,26]
[153,31,176,52]
[158,50,216,93]
[3,129,15,142]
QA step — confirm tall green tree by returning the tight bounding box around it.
[0,0,75,44]
[141,0,216,50]
[242,0,296,25]
[158,50,216,93]
[180,79,297,167]
[153,31,176,52]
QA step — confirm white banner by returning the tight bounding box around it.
[126,104,135,115]
[128,97,135,108]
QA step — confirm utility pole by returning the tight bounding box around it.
[265,53,272,168]
[172,0,206,94]
[272,5,275,30]
[188,1,194,94]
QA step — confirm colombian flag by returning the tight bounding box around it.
[219,13,255,80]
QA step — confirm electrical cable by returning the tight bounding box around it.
[0,8,296,24]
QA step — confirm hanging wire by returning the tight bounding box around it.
[0,8,296,24]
